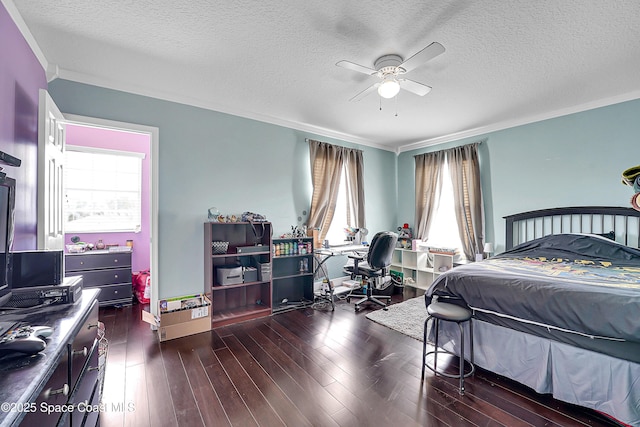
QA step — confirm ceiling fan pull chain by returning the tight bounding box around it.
[395,94,399,117]
[379,97,382,111]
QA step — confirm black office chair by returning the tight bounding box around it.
[345,231,398,311]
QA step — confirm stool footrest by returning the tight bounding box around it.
[423,349,475,379]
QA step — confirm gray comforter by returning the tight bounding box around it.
[426,234,640,343]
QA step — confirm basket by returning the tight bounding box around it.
[211,241,229,254]
[66,244,86,253]
[96,322,108,400]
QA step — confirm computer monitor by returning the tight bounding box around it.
[0,176,16,307]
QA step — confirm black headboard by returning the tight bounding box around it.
[504,206,640,250]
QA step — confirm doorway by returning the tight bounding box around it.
[62,114,159,312]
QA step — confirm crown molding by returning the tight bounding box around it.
[9,0,636,157]
[3,0,394,153]
[54,67,396,153]
[58,63,640,156]
[397,91,640,154]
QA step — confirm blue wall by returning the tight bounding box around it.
[48,79,397,298]
[397,98,640,253]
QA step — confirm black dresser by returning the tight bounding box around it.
[65,251,132,306]
[0,288,101,427]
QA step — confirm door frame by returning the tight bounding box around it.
[63,114,160,314]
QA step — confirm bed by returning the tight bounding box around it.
[426,206,640,427]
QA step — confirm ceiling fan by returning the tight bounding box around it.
[336,42,445,102]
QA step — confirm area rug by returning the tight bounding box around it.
[366,296,427,341]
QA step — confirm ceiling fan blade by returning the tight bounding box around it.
[398,42,445,73]
[399,79,432,96]
[336,60,377,76]
[349,83,380,102]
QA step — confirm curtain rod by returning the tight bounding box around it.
[304,138,363,153]
[412,140,484,158]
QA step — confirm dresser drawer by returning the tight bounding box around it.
[77,268,131,287]
[20,348,69,426]
[70,340,100,427]
[77,375,101,427]
[65,252,132,272]
[96,283,132,305]
[69,300,99,393]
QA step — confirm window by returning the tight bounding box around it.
[307,139,365,246]
[415,142,483,261]
[324,170,349,245]
[425,159,463,253]
[64,146,144,233]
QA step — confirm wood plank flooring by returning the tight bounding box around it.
[97,296,622,427]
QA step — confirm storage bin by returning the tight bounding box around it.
[258,263,271,281]
[211,241,229,254]
[216,265,243,286]
[243,267,258,283]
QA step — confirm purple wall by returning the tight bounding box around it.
[0,4,150,271]
[0,3,47,250]
[65,124,151,273]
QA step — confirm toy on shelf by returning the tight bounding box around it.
[622,165,640,211]
[344,226,368,244]
[280,225,307,239]
[397,223,413,248]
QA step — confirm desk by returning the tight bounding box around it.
[313,244,369,310]
[314,243,369,256]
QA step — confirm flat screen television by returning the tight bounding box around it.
[0,176,16,307]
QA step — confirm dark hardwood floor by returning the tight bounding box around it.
[97,296,621,427]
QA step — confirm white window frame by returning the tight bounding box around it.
[64,145,145,233]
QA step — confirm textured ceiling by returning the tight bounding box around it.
[9,0,640,152]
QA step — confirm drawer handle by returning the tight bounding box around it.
[88,365,100,372]
[114,274,118,279]
[79,261,84,265]
[45,384,69,398]
[72,346,88,357]
[88,323,99,330]
[114,259,118,263]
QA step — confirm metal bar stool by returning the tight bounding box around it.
[421,301,475,395]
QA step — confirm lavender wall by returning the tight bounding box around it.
[65,124,151,273]
[0,3,46,250]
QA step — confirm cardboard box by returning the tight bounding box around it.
[142,294,211,342]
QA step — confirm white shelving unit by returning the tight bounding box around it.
[390,248,454,294]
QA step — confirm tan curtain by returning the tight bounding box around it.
[307,140,365,241]
[414,150,445,239]
[447,143,484,260]
[344,148,366,229]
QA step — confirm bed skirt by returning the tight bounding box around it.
[434,319,640,427]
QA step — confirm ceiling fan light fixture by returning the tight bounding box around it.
[378,78,400,99]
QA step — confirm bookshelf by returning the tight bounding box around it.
[204,221,272,328]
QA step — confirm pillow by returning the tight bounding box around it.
[596,231,615,241]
